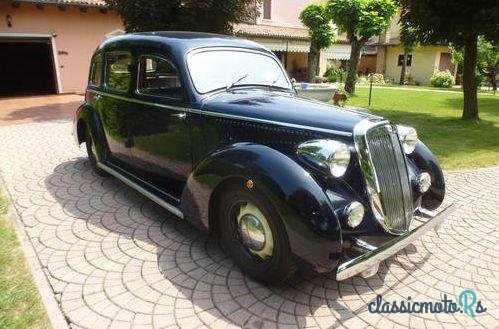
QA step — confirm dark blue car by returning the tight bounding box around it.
[73,32,455,284]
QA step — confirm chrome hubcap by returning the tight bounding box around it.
[237,203,273,259]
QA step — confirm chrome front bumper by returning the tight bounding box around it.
[336,204,456,281]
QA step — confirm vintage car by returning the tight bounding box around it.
[73,32,454,284]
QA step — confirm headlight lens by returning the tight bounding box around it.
[297,139,351,177]
[345,201,365,228]
[328,141,351,177]
[397,125,418,154]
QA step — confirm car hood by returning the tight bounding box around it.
[199,89,383,137]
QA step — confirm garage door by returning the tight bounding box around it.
[0,37,57,97]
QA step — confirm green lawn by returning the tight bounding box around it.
[346,87,499,170]
[0,186,50,329]
[356,83,497,94]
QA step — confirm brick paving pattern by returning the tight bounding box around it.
[0,120,497,328]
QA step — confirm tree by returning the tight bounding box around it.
[477,38,499,94]
[398,23,418,85]
[300,3,336,83]
[104,0,261,34]
[452,37,499,95]
[327,0,396,94]
[397,0,499,121]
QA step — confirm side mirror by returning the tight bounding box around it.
[290,78,297,93]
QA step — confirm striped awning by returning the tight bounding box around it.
[323,44,352,60]
[255,38,310,53]
[249,38,352,60]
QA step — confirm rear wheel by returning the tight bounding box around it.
[85,132,109,177]
[218,184,296,284]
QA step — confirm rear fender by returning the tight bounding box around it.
[74,103,108,161]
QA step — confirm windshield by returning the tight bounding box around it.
[187,49,292,94]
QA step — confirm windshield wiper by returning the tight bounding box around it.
[270,70,283,87]
[226,74,249,91]
[267,71,291,91]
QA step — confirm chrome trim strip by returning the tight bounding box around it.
[92,90,186,112]
[97,162,184,219]
[350,237,377,252]
[91,90,353,137]
[336,203,456,281]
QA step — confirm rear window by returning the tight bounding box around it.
[105,53,132,92]
[89,55,103,86]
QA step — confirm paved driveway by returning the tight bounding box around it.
[0,120,497,329]
[0,94,82,126]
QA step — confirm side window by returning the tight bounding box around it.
[89,55,103,86]
[137,56,183,100]
[105,53,132,92]
[397,54,413,67]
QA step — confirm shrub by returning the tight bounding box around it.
[359,73,386,84]
[326,67,347,83]
[370,73,386,84]
[313,76,324,83]
[357,76,368,84]
[430,70,455,88]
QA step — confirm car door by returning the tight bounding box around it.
[97,51,135,165]
[127,54,191,199]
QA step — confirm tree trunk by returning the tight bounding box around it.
[461,33,479,121]
[307,43,320,83]
[399,52,407,85]
[345,40,362,94]
[492,65,497,95]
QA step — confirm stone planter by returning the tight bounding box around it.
[295,83,338,102]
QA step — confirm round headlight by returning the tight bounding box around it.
[328,141,351,177]
[397,125,418,154]
[345,202,365,228]
[297,139,351,178]
[418,172,432,193]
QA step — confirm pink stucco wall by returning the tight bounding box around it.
[258,0,326,28]
[0,2,123,93]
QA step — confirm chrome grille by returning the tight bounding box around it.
[354,121,413,234]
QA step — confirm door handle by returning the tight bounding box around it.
[171,113,187,119]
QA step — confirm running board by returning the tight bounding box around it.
[97,162,184,219]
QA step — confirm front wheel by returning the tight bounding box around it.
[218,184,296,284]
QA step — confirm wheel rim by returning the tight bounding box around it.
[236,202,274,260]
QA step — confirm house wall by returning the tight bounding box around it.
[358,54,377,75]
[0,2,122,93]
[258,0,326,28]
[251,0,349,80]
[384,45,450,85]
[280,52,308,81]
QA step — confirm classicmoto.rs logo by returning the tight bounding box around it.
[368,290,487,318]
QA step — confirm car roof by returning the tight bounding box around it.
[96,31,271,56]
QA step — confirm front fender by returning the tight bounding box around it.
[181,143,342,272]
[409,142,445,210]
